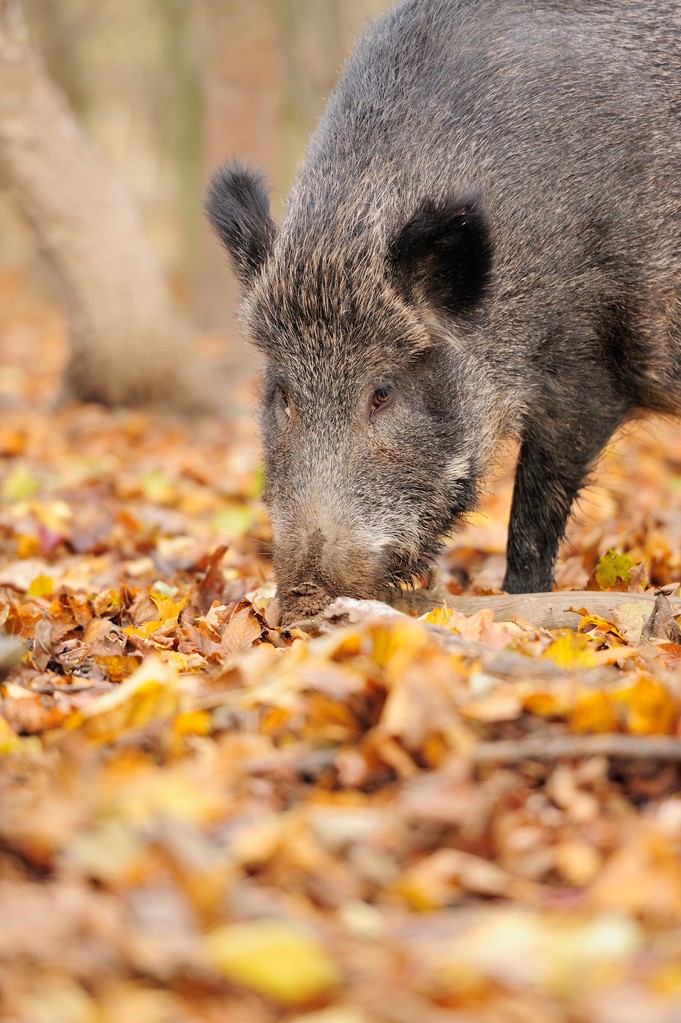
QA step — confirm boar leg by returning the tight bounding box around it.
[502,414,624,593]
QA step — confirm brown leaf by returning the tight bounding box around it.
[219,605,263,658]
[642,593,681,644]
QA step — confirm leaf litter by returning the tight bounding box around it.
[2,284,681,1021]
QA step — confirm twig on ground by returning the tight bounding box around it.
[472,733,681,764]
[450,591,681,629]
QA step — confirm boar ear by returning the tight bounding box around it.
[388,196,492,316]
[205,162,277,286]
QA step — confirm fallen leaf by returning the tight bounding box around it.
[592,549,635,591]
[542,632,598,669]
[613,675,677,735]
[66,656,184,742]
[202,919,340,1004]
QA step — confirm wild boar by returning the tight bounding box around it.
[206,0,681,624]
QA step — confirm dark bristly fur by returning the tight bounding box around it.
[204,163,276,285]
[206,0,681,625]
[389,196,494,316]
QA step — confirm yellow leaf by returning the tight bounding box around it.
[122,622,160,641]
[613,675,677,735]
[0,715,21,755]
[173,710,211,736]
[66,656,182,742]
[420,605,451,626]
[149,589,189,624]
[93,654,142,684]
[399,849,536,912]
[2,464,40,502]
[303,692,361,742]
[523,690,567,717]
[202,919,340,1004]
[542,631,598,669]
[370,621,431,680]
[569,607,625,641]
[570,690,620,734]
[27,573,54,599]
[122,590,189,641]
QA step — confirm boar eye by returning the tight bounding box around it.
[371,387,392,414]
[280,389,291,418]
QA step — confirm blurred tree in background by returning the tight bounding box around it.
[0,0,389,398]
[0,0,213,409]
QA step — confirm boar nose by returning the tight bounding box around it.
[275,496,386,597]
[307,524,350,586]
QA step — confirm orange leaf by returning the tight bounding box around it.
[569,690,620,734]
[613,675,677,735]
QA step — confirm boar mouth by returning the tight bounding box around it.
[271,554,443,629]
[269,581,335,628]
[270,503,468,627]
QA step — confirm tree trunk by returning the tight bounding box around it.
[0,0,211,410]
[196,0,392,338]
[197,0,282,339]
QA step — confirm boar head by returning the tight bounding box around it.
[206,163,503,625]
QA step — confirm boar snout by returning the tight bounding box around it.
[271,581,333,628]
[272,516,393,625]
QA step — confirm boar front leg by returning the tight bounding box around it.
[502,412,625,593]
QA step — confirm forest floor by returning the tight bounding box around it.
[2,271,681,1023]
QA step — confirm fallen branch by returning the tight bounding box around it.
[307,579,681,633]
[290,591,680,681]
[473,733,681,764]
[394,589,681,631]
[312,598,592,680]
